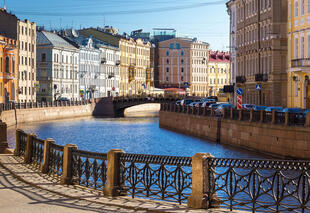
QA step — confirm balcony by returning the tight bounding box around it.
[108,73,115,79]
[101,58,107,64]
[291,58,310,68]
[116,60,121,66]
[236,76,246,83]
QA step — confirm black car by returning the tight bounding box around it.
[57,97,70,102]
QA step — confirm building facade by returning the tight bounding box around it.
[17,19,36,103]
[207,51,230,96]
[158,38,209,96]
[79,28,153,96]
[36,31,79,101]
[0,35,18,103]
[287,0,310,108]
[227,0,288,106]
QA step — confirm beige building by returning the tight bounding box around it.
[208,51,230,96]
[227,0,288,106]
[158,38,209,96]
[17,19,36,103]
[79,28,153,96]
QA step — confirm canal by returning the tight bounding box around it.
[7,117,266,159]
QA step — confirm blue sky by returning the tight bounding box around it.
[4,0,229,50]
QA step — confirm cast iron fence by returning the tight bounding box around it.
[119,153,192,204]
[288,113,306,126]
[18,130,27,156]
[252,110,261,122]
[241,110,250,121]
[48,143,64,177]
[275,112,285,124]
[72,149,107,190]
[30,137,44,167]
[207,158,310,212]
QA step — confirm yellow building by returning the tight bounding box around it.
[207,51,230,96]
[0,35,18,103]
[288,0,310,108]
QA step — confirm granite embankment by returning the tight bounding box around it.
[159,111,310,159]
[0,104,94,127]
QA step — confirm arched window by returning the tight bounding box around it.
[5,57,9,73]
[166,51,169,56]
[181,51,184,56]
[12,57,15,73]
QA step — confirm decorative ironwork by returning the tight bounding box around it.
[18,130,27,157]
[264,112,272,123]
[252,110,261,122]
[48,143,64,176]
[207,158,310,212]
[72,150,107,190]
[119,153,192,204]
[31,137,44,167]
[275,112,285,124]
[288,113,305,126]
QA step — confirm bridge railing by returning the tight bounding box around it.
[0,100,91,112]
[161,103,310,127]
[14,129,310,211]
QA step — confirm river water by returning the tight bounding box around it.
[7,117,266,159]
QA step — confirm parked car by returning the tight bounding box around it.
[175,100,182,105]
[180,99,194,106]
[194,101,204,107]
[242,104,256,110]
[304,109,310,114]
[202,101,216,107]
[281,108,303,113]
[209,103,220,109]
[215,104,234,115]
[207,96,218,102]
[57,97,70,102]
[253,106,267,111]
[264,106,283,112]
[189,102,200,107]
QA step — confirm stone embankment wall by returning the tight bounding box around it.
[159,111,310,159]
[1,104,94,127]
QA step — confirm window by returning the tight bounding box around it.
[166,67,169,72]
[295,37,299,59]
[41,53,46,62]
[181,67,184,72]
[307,35,310,58]
[301,36,305,58]
[181,59,184,64]
[169,43,174,49]
[308,0,310,13]
[176,43,180,49]
[181,51,184,56]
[181,76,184,81]
[166,76,169,81]
[295,1,299,17]
[12,57,15,73]
[0,57,2,72]
[301,0,305,16]
[166,59,169,64]
[5,57,9,73]
[166,51,169,56]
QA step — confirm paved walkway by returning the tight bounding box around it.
[0,154,243,213]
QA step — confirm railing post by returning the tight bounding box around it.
[24,134,36,164]
[249,109,254,122]
[305,112,310,127]
[188,153,220,209]
[61,144,78,185]
[187,106,190,114]
[104,149,125,197]
[285,112,289,126]
[211,108,215,116]
[40,138,55,174]
[0,121,8,153]
[14,130,22,156]
[230,108,233,119]
[260,110,265,123]
[271,110,276,124]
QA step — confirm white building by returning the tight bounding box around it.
[17,19,36,102]
[97,42,120,97]
[36,31,79,101]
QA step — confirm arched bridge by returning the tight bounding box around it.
[92,96,178,117]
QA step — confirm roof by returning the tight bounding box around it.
[209,50,230,63]
[37,31,78,50]
[164,88,185,92]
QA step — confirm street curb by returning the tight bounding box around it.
[0,155,191,213]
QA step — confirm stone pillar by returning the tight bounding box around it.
[0,121,8,153]
[271,110,276,124]
[230,108,233,119]
[14,129,21,156]
[305,112,310,127]
[40,138,55,174]
[188,153,220,209]
[61,144,78,185]
[104,149,125,197]
[24,134,36,164]
[285,112,289,126]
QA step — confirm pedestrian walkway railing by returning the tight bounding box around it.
[161,103,310,127]
[14,129,310,212]
[0,100,91,112]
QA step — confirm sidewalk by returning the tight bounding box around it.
[0,154,243,213]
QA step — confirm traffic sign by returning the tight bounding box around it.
[184,82,189,88]
[236,88,243,96]
[256,84,262,91]
[237,95,242,109]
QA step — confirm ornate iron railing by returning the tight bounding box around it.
[207,158,310,212]
[252,110,261,122]
[48,143,64,176]
[119,153,192,204]
[72,149,107,190]
[288,113,306,126]
[18,130,28,156]
[30,137,44,167]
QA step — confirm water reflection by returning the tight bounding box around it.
[7,117,266,159]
